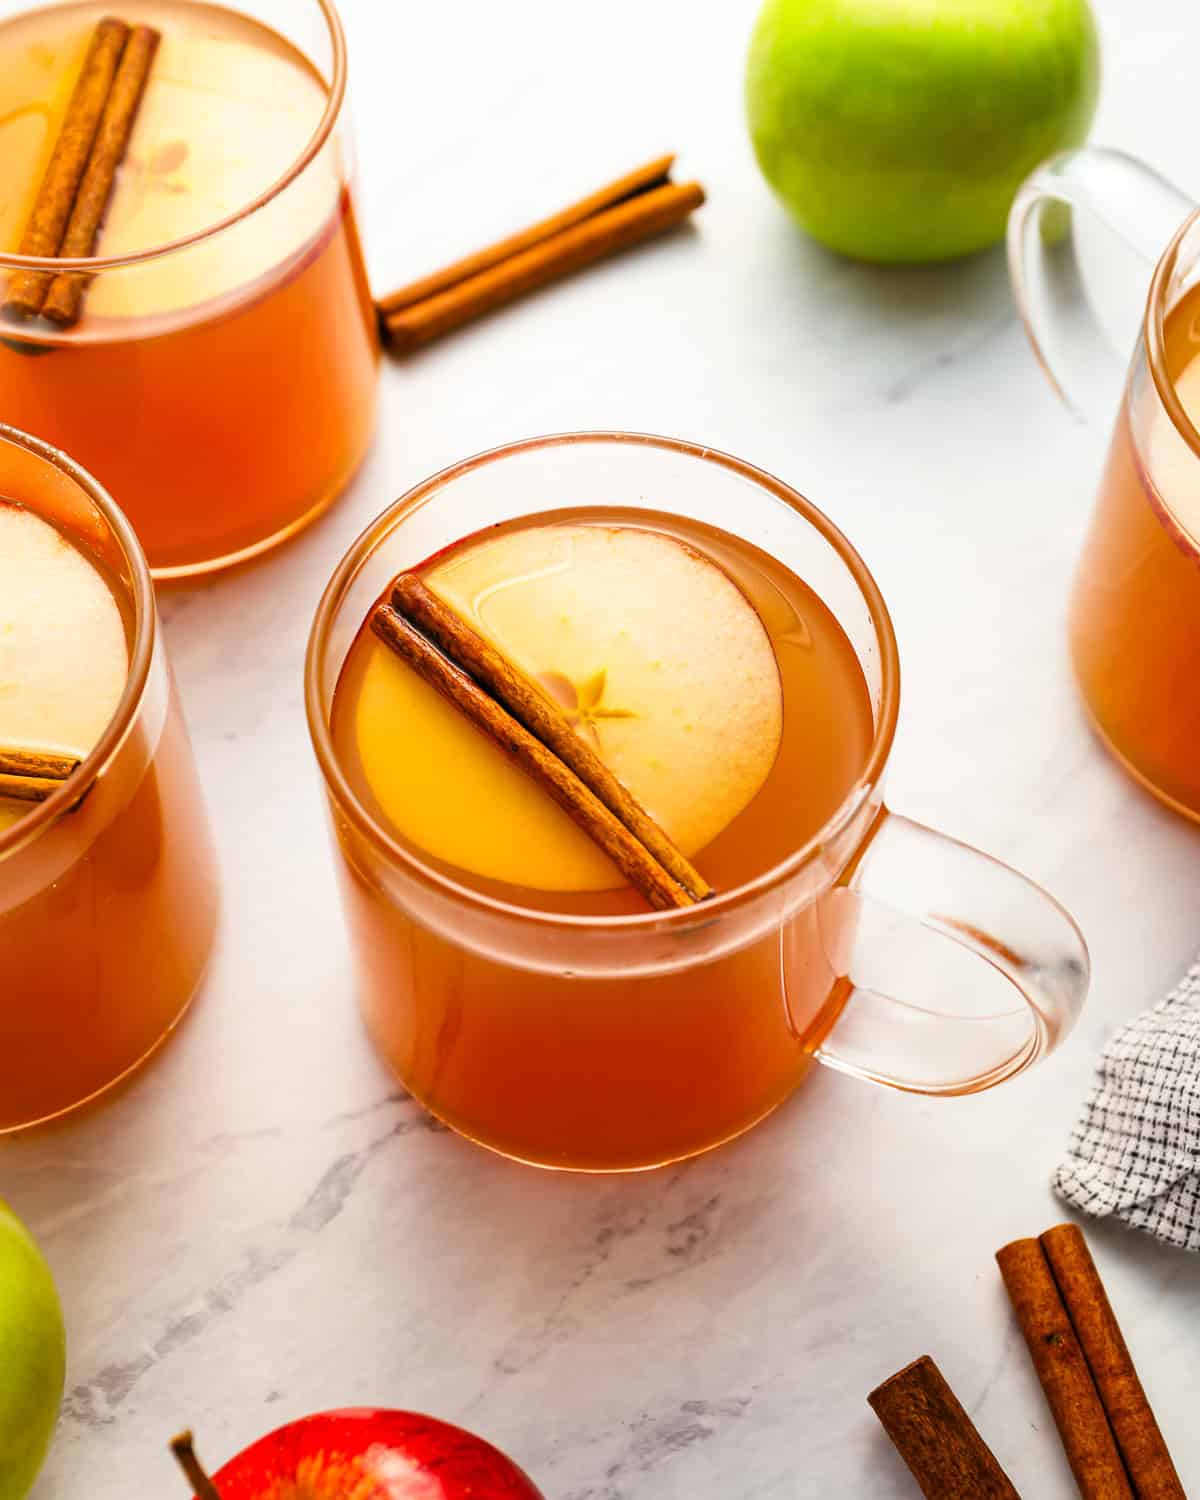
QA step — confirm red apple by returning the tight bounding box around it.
[172,1410,546,1500]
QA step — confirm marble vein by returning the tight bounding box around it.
[60,1103,443,1429]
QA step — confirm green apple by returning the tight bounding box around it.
[0,1200,65,1500]
[745,0,1101,263]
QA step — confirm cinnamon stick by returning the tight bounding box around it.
[390,573,713,902]
[0,748,80,804]
[996,1237,1133,1499]
[379,177,705,352]
[380,153,676,314]
[3,17,130,320]
[370,604,695,911]
[868,1355,1022,1499]
[1040,1224,1185,1499]
[42,23,160,327]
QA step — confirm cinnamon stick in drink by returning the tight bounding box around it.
[996,1237,1133,1500]
[3,16,130,319]
[1040,1224,1185,1499]
[869,1356,1022,1499]
[370,604,696,911]
[0,747,80,803]
[43,23,161,326]
[391,573,713,901]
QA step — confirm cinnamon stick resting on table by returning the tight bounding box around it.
[1039,1224,1186,1500]
[869,1355,1022,1499]
[997,1235,1131,1500]
[377,155,705,352]
[997,1225,1185,1500]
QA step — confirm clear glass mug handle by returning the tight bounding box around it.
[814,809,1089,1095]
[1007,146,1195,418]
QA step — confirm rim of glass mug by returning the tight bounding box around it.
[0,421,155,862]
[0,0,347,277]
[304,429,902,932]
[1146,209,1200,461]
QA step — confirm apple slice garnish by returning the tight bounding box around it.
[170,1411,546,1500]
[354,523,782,891]
[0,504,126,831]
[91,30,333,320]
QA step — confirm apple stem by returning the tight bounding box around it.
[169,1430,223,1500]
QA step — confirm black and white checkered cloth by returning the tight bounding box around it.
[1053,958,1200,1251]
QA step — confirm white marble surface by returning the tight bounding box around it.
[7,0,1200,1494]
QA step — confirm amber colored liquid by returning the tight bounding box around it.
[0,695,218,1129]
[0,1,379,577]
[327,510,875,1170]
[1071,286,1200,818]
[0,507,218,1131]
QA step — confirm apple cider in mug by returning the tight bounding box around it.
[1071,285,1200,816]
[0,0,378,577]
[0,429,217,1131]
[328,509,874,1170]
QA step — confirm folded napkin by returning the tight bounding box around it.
[1054,958,1200,1252]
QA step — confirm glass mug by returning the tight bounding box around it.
[0,0,379,579]
[1010,147,1200,819]
[306,434,1089,1173]
[0,423,219,1131]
